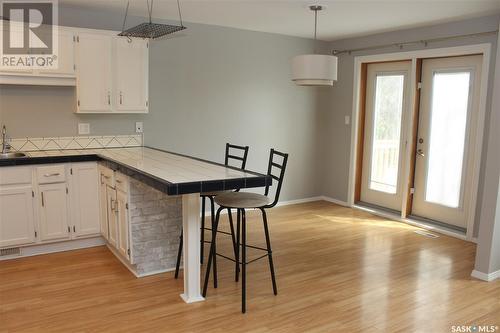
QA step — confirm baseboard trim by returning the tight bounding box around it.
[276,196,323,206]
[0,237,105,261]
[471,269,500,281]
[319,196,349,207]
[202,195,349,216]
[352,204,468,241]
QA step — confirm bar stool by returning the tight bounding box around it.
[174,143,249,281]
[202,149,288,313]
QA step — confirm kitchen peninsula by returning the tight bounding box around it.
[0,147,270,303]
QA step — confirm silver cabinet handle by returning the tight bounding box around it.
[119,91,123,105]
[41,192,44,206]
[44,172,60,177]
[116,179,122,184]
[108,91,111,105]
[110,199,115,211]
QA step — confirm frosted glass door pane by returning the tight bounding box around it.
[369,75,405,194]
[425,72,470,208]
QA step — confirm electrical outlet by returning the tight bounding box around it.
[78,123,90,135]
[135,122,143,133]
[344,116,350,125]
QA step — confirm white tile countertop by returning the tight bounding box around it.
[4,147,271,195]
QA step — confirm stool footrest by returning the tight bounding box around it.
[202,228,233,236]
[215,252,270,265]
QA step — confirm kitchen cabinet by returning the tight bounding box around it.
[0,186,36,248]
[38,30,76,76]
[97,165,131,261]
[106,184,119,248]
[70,163,100,238]
[116,189,130,259]
[0,24,75,85]
[38,182,70,242]
[114,38,149,113]
[98,166,110,240]
[75,32,113,113]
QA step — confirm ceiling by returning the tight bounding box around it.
[59,0,500,41]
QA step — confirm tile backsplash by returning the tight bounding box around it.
[3,135,143,152]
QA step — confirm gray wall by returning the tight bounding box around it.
[320,15,500,238]
[145,23,327,201]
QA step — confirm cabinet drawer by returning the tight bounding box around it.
[99,166,114,187]
[115,173,128,193]
[36,165,66,184]
[0,166,32,185]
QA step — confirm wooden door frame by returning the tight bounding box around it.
[347,43,492,241]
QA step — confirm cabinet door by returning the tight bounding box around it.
[70,163,100,238]
[114,37,148,113]
[0,186,36,247]
[99,168,109,240]
[38,30,76,76]
[0,24,33,75]
[106,185,118,248]
[116,189,129,259]
[76,33,112,113]
[39,183,70,241]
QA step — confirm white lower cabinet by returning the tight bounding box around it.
[0,186,36,248]
[116,189,130,260]
[98,165,131,263]
[98,167,110,240]
[70,163,101,237]
[0,162,134,264]
[38,182,70,242]
[0,162,102,251]
[106,184,119,248]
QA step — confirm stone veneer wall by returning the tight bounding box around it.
[128,178,183,276]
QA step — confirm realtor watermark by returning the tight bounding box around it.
[451,325,499,333]
[1,0,58,69]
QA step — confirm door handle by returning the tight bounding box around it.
[417,149,425,157]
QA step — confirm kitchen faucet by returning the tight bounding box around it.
[2,125,11,154]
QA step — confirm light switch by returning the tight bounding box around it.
[135,122,144,133]
[78,123,90,135]
[344,116,350,125]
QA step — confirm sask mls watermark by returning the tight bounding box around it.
[1,0,58,69]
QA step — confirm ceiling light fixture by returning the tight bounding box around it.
[291,5,338,86]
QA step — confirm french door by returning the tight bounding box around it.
[358,55,483,230]
[359,61,412,211]
[411,55,483,228]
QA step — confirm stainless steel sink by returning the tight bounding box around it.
[0,152,27,159]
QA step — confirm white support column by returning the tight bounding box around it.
[180,193,204,303]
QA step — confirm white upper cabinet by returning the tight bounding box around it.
[114,38,149,113]
[39,30,76,76]
[75,32,113,113]
[0,23,75,85]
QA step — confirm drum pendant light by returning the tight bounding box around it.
[291,5,338,86]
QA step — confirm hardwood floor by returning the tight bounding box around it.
[1,201,499,332]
